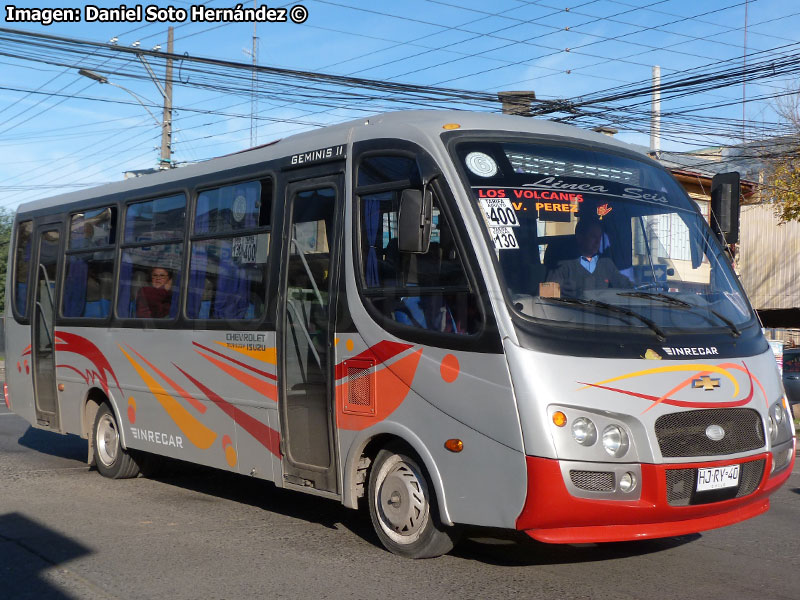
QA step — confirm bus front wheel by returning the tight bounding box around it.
[368,444,458,558]
[92,404,140,479]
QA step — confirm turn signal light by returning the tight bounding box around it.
[3,383,10,410]
[442,123,461,130]
[552,411,567,427]
[444,439,464,452]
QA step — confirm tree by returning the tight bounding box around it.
[768,85,800,224]
[769,155,800,223]
[0,208,14,314]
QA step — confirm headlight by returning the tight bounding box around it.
[571,417,597,446]
[619,471,637,493]
[768,400,788,443]
[768,415,778,442]
[602,424,629,458]
[772,402,784,425]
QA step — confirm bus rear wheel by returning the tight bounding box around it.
[93,404,140,479]
[367,444,458,558]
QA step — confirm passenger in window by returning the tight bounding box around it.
[136,267,174,318]
[545,218,631,298]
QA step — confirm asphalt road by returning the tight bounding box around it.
[2,405,799,600]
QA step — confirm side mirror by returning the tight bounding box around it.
[398,188,432,253]
[710,172,741,244]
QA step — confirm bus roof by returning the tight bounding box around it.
[16,109,645,216]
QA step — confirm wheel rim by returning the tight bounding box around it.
[375,455,430,544]
[96,413,119,467]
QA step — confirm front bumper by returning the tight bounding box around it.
[516,440,795,544]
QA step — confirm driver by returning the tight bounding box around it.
[546,218,631,298]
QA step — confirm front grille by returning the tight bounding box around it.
[772,448,792,473]
[570,470,614,492]
[737,459,766,495]
[665,468,695,506]
[655,409,764,458]
[666,459,765,506]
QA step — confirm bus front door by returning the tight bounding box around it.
[31,226,62,430]
[277,177,342,493]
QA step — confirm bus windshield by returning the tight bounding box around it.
[455,140,753,335]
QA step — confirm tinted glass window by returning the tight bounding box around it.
[189,179,272,321]
[456,140,753,334]
[13,220,33,317]
[188,235,269,320]
[117,245,182,319]
[195,180,267,234]
[62,251,115,318]
[124,194,185,242]
[784,351,800,373]
[357,156,480,336]
[358,156,419,187]
[69,207,116,249]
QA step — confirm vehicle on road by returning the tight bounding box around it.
[4,111,795,558]
[783,348,800,406]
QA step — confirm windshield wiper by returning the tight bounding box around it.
[619,291,692,307]
[617,291,741,337]
[544,297,666,341]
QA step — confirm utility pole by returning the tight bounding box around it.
[79,27,175,170]
[650,65,661,156]
[160,26,174,169]
[497,90,536,116]
[251,0,258,147]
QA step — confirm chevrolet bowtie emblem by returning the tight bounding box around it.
[692,375,721,391]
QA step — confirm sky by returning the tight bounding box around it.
[1,0,799,211]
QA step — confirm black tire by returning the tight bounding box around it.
[92,404,140,479]
[131,450,164,478]
[367,444,459,558]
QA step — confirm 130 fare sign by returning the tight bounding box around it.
[479,197,520,250]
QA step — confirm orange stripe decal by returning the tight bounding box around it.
[195,350,278,401]
[127,345,207,414]
[118,345,217,449]
[213,341,277,365]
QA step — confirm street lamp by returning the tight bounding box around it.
[77,28,174,170]
[77,68,161,127]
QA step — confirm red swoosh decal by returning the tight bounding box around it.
[192,342,277,381]
[579,367,755,409]
[54,331,122,397]
[175,365,280,457]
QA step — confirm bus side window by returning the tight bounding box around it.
[358,155,480,335]
[13,220,33,318]
[62,207,116,319]
[117,194,186,320]
[187,179,271,321]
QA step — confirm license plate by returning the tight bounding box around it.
[696,465,740,492]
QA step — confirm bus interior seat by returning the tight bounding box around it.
[83,270,113,318]
[543,235,579,271]
[129,269,149,316]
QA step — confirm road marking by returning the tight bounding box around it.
[0,412,18,416]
